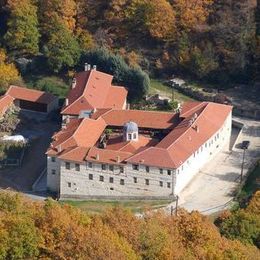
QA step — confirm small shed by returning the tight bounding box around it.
[5,85,59,113]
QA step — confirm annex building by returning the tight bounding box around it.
[0,85,58,117]
[46,68,232,199]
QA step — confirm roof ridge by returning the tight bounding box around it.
[165,103,208,151]
[62,70,93,114]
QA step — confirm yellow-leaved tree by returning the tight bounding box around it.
[0,49,21,92]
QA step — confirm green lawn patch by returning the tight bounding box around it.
[24,75,69,98]
[150,79,195,102]
[61,199,172,214]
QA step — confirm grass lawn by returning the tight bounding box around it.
[61,199,172,215]
[150,79,195,102]
[24,74,69,98]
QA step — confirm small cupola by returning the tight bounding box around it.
[123,121,139,142]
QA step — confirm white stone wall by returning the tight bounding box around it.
[47,156,61,193]
[59,161,174,198]
[174,111,232,194]
[56,111,232,199]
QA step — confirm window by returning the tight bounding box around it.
[128,133,132,140]
[181,165,184,171]
[109,177,114,183]
[145,166,150,173]
[51,157,56,162]
[120,179,125,185]
[159,168,163,174]
[167,170,171,176]
[159,181,163,187]
[133,133,137,139]
[99,175,104,182]
[145,179,149,185]
[51,169,56,175]
[110,187,114,190]
[67,182,71,188]
[65,162,70,170]
[75,163,80,171]
[133,177,137,183]
[201,147,203,152]
[109,165,114,171]
[205,143,208,148]
[88,162,93,168]
[167,182,171,188]
[89,174,93,180]
[120,166,124,173]
[102,164,107,171]
[132,164,139,171]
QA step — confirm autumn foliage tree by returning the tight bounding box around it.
[0,191,259,259]
[0,49,21,91]
[4,0,40,56]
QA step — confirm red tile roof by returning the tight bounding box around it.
[127,102,232,168]
[7,85,57,104]
[61,70,127,115]
[48,101,232,169]
[92,109,179,129]
[0,95,14,115]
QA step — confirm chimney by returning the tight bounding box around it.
[57,145,62,153]
[96,153,99,160]
[87,64,91,71]
[93,65,97,70]
[85,63,88,71]
[116,156,120,163]
[65,98,69,106]
[71,78,76,89]
[195,125,199,133]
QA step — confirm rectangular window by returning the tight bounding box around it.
[65,162,70,170]
[133,177,137,183]
[128,133,132,140]
[145,166,150,173]
[120,166,124,173]
[109,177,114,183]
[132,164,139,171]
[167,182,171,188]
[159,181,163,187]
[88,162,93,168]
[102,164,107,171]
[120,179,125,185]
[145,179,149,185]
[51,157,56,162]
[167,170,171,176]
[99,175,104,182]
[109,165,114,171]
[89,174,93,180]
[51,169,56,175]
[67,182,71,188]
[159,168,163,174]
[75,163,80,171]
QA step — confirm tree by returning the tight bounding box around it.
[171,0,213,32]
[44,23,80,72]
[83,47,150,100]
[209,0,257,82]
[38,0,77,39]
[0,49,21,91]
[126,0,176,40]
[4,0,39,56]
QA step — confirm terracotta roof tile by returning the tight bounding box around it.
[0,95,14,114]
[94,109,179,129]
[7,85,57,104]
[61,70,127,115]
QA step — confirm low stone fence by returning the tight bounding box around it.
[169,79,260,120]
